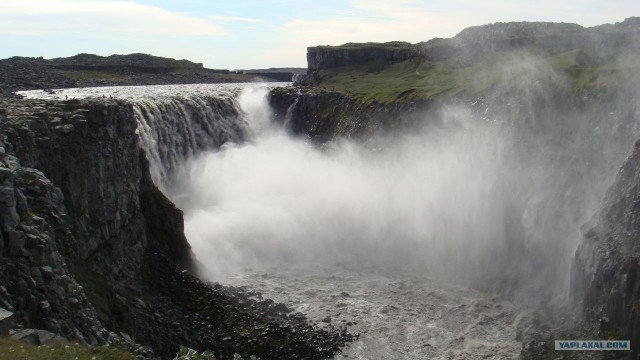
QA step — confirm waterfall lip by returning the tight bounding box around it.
[18,82,292,191]
[16,82,292,101]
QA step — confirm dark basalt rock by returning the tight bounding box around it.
[306,42,417,71]
[269,86,432,142]
[572,139,640,356]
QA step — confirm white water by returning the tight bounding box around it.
[229,265,521,360]
[19,80,640,359]
[177,100,513,280]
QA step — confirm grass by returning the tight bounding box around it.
[312,47,640,104]
[0,338,135,360]
[314,59,456,104]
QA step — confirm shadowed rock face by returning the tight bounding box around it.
[0,98,190,352]
[572,139,640,353]
[307,42,417,71]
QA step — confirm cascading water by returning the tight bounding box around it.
[18,71,640,359]
[133,95,247,189]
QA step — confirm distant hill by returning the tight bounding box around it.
[0,53,283,95]
[236,68,307,82]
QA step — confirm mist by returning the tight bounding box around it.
[169,53,640,304]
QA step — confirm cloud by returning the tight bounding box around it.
[279,0,472,47]
[1,0,637,68]
[266,0,639,67]
[0,0,225,36]
[209,15,264,23]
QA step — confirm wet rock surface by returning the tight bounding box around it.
[269,86,430,143]
[571,139,640,358]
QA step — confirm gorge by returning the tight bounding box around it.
[1,17,640,360]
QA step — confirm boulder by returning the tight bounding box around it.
[11,329,68,345]
[0,307,13,336]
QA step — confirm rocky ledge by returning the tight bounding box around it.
[0,97,353,359]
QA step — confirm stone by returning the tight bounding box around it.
[11,329,39,344]
[11,329,68,345]
[53,124,74,134]
[119,332,132,342]
[0,185,19,231]
[0,167,11,182]
[0,307,14,337]
[7,230,25,255]
[66,297,80,308]
[39,300,51,315]
[35,329,67,345]
[40,266,53,279]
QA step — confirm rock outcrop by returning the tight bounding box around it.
[307,42,417,71]
[269,87,432,142]
[0,98,183,354]
[572,139,640,355]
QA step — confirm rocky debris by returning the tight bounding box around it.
[137,256,356,359]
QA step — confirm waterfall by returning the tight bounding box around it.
[133,93,249,189]
[16,80,640,305]
[168,80,640,305]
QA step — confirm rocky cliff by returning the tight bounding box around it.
[572,139,640,354]
[0,97,351,359]
[306,42,417,71]
[0,98,169,354]
[270,87,432,142]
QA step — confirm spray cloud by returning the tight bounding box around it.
[170,53,640,303]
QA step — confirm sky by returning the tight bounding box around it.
[0,0,638,69]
